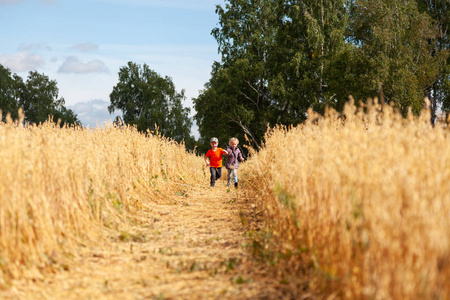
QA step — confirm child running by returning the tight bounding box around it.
[204,137,228,187]
[225,137,245,188]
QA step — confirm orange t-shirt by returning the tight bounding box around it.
[206,148,225,168]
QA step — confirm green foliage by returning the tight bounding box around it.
[196,0,449,150]
[0,64,20,121]
[276,0,351,115]
[109,62,195,149]
[416,0,450,117]
[19,71,80,126]
[348,0,447,115]
[195,0,351,151]
[232,275,253,284]
[194,60,265,153]
[0,64,79,126]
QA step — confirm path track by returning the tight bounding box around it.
[2,184,292,299]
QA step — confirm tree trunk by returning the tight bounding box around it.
[232,119,260,150]
[378,81,385,105]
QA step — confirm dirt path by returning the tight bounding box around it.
[2,184,291,299]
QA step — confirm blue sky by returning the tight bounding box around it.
[0,0,224,136]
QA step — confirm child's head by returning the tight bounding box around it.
[229,137,239,148]
[210,137,218,148]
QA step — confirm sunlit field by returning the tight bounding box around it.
[0,110,206,288]
[1,100,449,299]
[244,99,449,299]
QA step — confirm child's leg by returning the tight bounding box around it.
[233,169,238,183]
[216,167,222,179]
[227,168,232,186]
[233,169,239,187]
[209,167,216,187]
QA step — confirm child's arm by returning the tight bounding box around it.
[204,156,210,166]
[238,149,245,161]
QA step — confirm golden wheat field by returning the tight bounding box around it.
[0,110,207,287]
[0,101,449,299]
[245,100,450,299]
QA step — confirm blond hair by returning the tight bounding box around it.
[229,137,239,145]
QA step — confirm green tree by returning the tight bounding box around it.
[273,0,350,115]
[18,71,79,126]
[416,0,450,120]
[52,106,80,126]
[108,62,194,147]
[348,0,446,115]
[194,61,264,154]
[195,0,349,151]
[0,65,78,126]
[197,0,446,151]
[0,64,21,121]
[206,0,279,150]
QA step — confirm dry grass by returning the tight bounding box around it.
[1,100,449,299]
[0,110,207,288]
[244,100,450,299]
[0,111,289,299]
[2,184,289,300]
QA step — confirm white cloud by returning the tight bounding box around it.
[0,52,45,72]
[70,42,99,52]
[68,99,116,128]
[68,99,199,137]
[58,56,108,74]
[92,43,220,108]
[18,43,52,52]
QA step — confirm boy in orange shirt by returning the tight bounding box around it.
[204,137,228,187]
